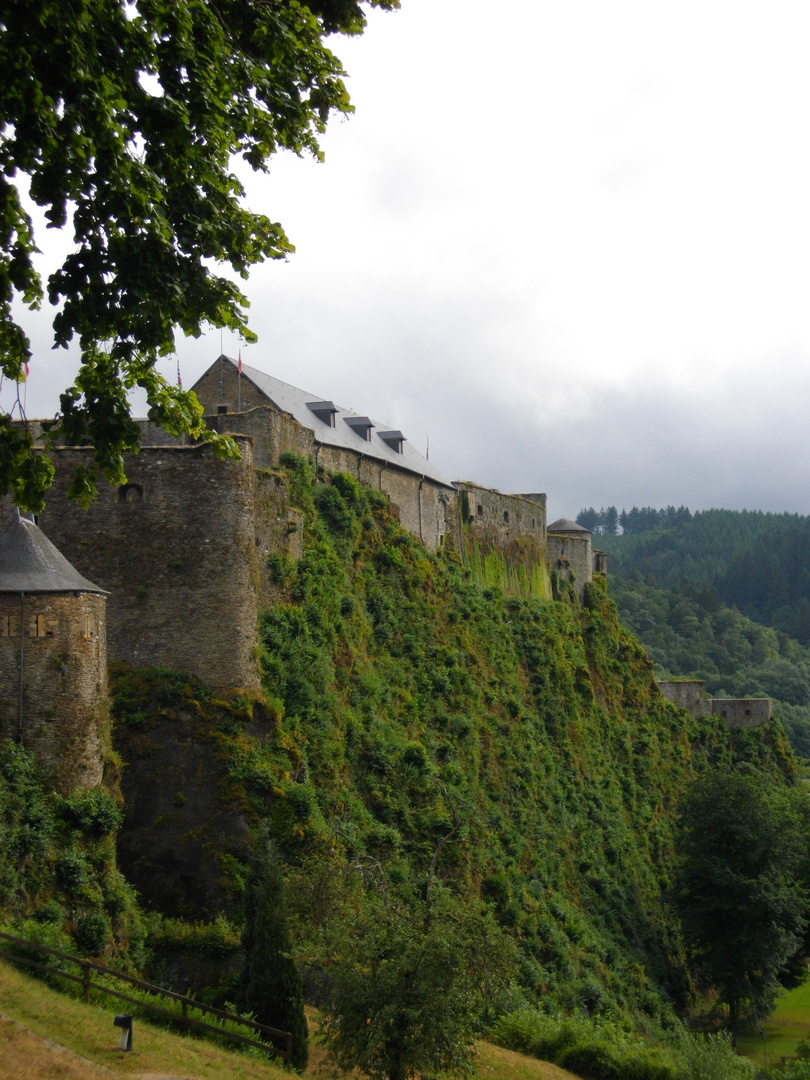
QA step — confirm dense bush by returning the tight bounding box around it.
[492,1009,756,1080]
[0,741,143,963]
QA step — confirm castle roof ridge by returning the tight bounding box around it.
[208,354,453,489]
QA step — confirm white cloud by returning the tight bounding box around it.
[5,0,810,515]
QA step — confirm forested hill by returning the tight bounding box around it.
[595,509,810,643]
[586,508,810,756]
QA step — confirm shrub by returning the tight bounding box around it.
[74,911,112,956]
[57,788,122,837]
[492,1010,756,1080]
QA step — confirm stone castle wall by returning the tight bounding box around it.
[205,407,461,554]
[547,533,593,598]
[657,680,709,715]
[206,407,315,470]
[253,469,304,609]
[459,484,547,544]
[0,590,106,791]
[31,440,262,692]
[456,484,549,595]
[193,360,269,417]
[710,698,773,728]
[658,681,772,728]
[9,383,567,699]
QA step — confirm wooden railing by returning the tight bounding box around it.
[0,931,292,1063]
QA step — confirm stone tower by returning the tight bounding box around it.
[0,510,108,792]
[547,517,594,598]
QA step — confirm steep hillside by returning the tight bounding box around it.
[110,458,796,1025]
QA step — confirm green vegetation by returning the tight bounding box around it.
[106,461,801,1047]
[237,827,309,1070]
[463,536,551,598]
[317,881,516,1080]
[598,508,810,642]
[672,769,810,1034]
[0,955,292,1079]
[738,979,810,1068]
[9,474,807,1077]
[493,1009,755,1080]
[578,507,693,536]
[0,741,143,964]
[0,0,398,510]
[586,507,810,756]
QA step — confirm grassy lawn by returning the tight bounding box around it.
[738,980,810,1070]
[0,958,583,1080]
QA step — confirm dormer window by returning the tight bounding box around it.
[378,430,405,453]
[344,416,374,442]
[306,401,337,427]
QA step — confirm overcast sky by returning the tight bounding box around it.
[4,0,810,520]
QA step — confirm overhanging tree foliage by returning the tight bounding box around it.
[0,0,397,510]
[672,767,810,1035]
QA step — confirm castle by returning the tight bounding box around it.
[1,354,776,791]
[5,355,606,697]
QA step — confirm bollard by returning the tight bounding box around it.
[113,1013,133,1051]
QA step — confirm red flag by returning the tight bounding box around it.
[238,350,243,374]
[24,362,29,377]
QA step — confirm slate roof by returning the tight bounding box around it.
[0,510,106,594]
[547,517,591,535]
[210,355,453,489]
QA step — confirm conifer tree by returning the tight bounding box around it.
[237,828,308,1070]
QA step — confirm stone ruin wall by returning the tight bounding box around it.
[657,680,709,715]
[710,698,773,728]
[0,590,106,792]
[657,681,772,729]
[30,440,262,692]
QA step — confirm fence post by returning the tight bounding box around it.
[82,962,90,1004]
[286,1031,292,1064]
[182,997,189,1034]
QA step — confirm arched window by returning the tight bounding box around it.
[118,483,143,504]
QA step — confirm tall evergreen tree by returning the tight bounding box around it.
[237,828,309,1070]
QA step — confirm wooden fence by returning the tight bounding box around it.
[0,931,292,1063]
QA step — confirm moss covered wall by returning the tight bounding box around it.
[457,484,550,599]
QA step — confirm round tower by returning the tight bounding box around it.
[547,517,594,598]
[0,509,108,792]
